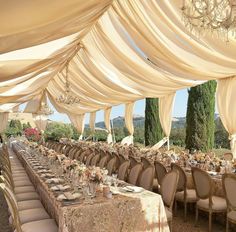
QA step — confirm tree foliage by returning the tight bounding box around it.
[5,119,23,137]
[185,81,217,152]
[144,98,163,146]
[44,122,73,141]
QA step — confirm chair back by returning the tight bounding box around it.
[127,163,143,186]
[85,153,93,166]
[141,157,152,169]
[0,183,22,232]
[154,161,167,186]
[98,155,109,169]
[129,156,138,168]
[191,167,212,199]
[90,154,100,167]
[118,160,130,181]
[161,170,179,210]
[106,157,116,175]
[224,152,233,161]
[68,147,76,159]
[223,173,236,211]
[78,151,87,163]
[138,165,154,190]
[171,163,187,192]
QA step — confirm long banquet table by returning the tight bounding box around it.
[13,142,170,232]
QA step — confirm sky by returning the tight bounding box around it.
[47,89,190,124]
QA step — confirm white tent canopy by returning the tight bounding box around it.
[0,0,236,155]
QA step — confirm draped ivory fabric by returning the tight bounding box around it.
[0,0,236,146]
[104,108,113,144]
[121,102,135,145]
[159,93,176,150]
[0,112,9,133]
[0,0,112,53]
[217,76,236,158]
[69,114,85,140]
[32,114,48,132]
[89,112,96,134]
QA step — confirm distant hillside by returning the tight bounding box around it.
[85,115,186,129]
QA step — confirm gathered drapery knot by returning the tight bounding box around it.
[151,137,169,150]
[121,135,133,146]
[228,133,236,159]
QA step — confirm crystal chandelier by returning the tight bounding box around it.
[37,102,54,115]
[56,65,80,105]
[181,0,236,40]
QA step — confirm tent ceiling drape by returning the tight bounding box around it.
[0,0,236,152]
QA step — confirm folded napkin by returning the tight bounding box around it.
[57,192,82,201]
[45,178,64,184]
[40,173,54,178]
[37,169,48,173]
[50,185,70,191]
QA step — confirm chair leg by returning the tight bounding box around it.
[209,212,212,232]
[184,201,187,222]
[195,206,198,227]
[174,200,177,216]
[226,218,229,232]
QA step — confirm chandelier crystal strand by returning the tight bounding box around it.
[56,63,80,105]
[181,0,236,41]
[37,102,54,115]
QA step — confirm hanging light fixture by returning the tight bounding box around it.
[181,0,236,40]
[56,64,80,105]
[37,101,54,115]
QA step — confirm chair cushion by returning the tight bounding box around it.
[13,174,28,179]
[165,207,172,221]
[20,219,58,232]
[12,171,27,175]
[10,208,50,225]
[16,192,39,202]
[15,186,36,194]
[227,210,236,222]
[197,196,227,212]
[14,177,30,182]
[175,189,197,202]
[18,200,43,211]
[14,180,33,187]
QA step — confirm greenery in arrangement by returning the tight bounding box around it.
[144,98,163,146]
[185,80,217,152]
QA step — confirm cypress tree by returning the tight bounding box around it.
[145,98,163,146]
[185,81,217,152]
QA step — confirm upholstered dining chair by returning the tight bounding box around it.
[98,155,109,169]
[141,157,152,169]
[161,170,179,232]
[222,173,236,232]
[106,157,117,176]
[129,156,139,169]
[138,165,154,191]
[0,183,58,232]
[117,160,130,181]
[171,163,197,221]
[191,167,227,232]
[224,153,233,161]
[127,163,143,186]
[85,153,94,166]
[154,161,167,192]
[90,154,100,167]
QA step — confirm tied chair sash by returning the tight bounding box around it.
[121,135,133,146]
[151,137,169,150]
[229,134,236,158]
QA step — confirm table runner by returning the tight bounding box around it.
[13,143,170,232]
